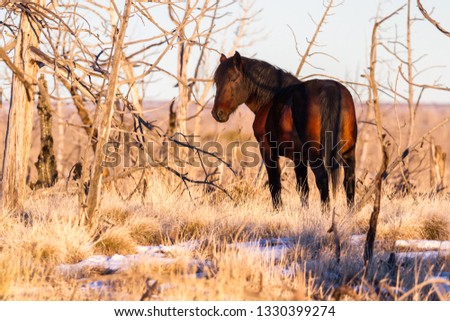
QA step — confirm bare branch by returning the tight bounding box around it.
[417,0,450,37]
[0,46,33,100]
[398,67,450,92]
[354,115,450,212]
[295,0,334,76]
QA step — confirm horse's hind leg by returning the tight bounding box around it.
[342,148,356,207]
[295,161,309,207]
[312,163,330,208]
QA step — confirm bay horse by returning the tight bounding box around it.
[212,52,357,209]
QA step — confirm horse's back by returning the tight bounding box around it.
[253,78,357,161]
[302,79,357,152]
[277,79,357,159]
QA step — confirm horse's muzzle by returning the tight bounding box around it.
[212,109,228,122]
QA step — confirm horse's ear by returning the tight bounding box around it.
[220,53,227,63]
[233,51,242,69]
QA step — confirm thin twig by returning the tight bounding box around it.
[417,0,450,37]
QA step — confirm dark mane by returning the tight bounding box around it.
[241,57,301,105]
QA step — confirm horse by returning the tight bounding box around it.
[212,52,357,209]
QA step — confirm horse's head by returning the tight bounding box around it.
[212,51,248,122]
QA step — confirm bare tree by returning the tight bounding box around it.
[368,0,450,193]
[79,0,133,226]
[362,6,404,263]
[32,74,58,189]
[2,0,47,213]
[168,1,196,135]
[0,0,244,225]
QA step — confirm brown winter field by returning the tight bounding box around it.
[0,101,449,300]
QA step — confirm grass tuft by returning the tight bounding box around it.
[127,217,163,246]
[102,206,134,225]
[94,227,137,256]
[420,212,450,240]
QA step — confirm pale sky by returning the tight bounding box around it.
[241,0,450,104]
[1,0,449,104]
[141,0,450,104]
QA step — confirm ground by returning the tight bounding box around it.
[0,103,449,300]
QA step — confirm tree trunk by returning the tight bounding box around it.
[176,41,189,135]
[362,7,401,264]
[403,0,415,192]
[122,59,143,113]
[169,1,193,136]
[32,74,58,189]
[406,0,415,147]
[430,138,446,193]
[55,86,65,175]
[79,0,132,226]
[2,0,46,212]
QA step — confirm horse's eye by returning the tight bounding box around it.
[229,73,239,82]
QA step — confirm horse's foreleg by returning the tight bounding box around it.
[343,148,356,207]
[262,154,282,210]
[294,162,309,207]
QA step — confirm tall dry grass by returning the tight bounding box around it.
[0,172,449,300]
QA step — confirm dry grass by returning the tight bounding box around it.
[0,105,449,300]
[0,175,449,300]
[420,212,450,240]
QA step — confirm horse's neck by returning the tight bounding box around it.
[245,96,265,114]
[244,60,298,114]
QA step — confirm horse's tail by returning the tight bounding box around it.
[320,83,342,198]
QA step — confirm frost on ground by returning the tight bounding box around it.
[58,238,297,275]
[58,241,206,277]
[57,238,298,294]
[57,236,450,298]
